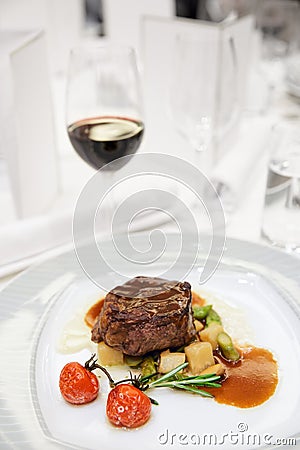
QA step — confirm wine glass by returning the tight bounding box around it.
[169,34,238,175]
[66,45,144,172]
[66,45,144,233]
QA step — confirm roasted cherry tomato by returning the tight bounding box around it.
[59,362,99,405]
[106,384,151,428]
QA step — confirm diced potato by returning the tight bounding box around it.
[194,320,204,333]
[98,342,124,366]
[199,323,224,350]
[158,350,186,374]
[184,341,215,375]
[200,363,225,377]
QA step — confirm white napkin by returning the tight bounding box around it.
[211,117,272,213]
[0,197,175,277]
[0,209,74,277]
[285,53,300,98]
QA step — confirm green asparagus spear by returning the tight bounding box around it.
[192,305,212,320]
[217,332,240,362]
[141,356,157,378]
[206,308,222,326]
[124,355,144,367]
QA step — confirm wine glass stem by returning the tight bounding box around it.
[100,170,116,236]
[109,171,117,233]
[194,148,212,176]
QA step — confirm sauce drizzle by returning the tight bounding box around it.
[207,347,278,408]
[85,291,204,328]
[85,298,104,328]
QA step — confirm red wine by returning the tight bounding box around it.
[68,116,144,170]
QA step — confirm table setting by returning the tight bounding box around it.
[0,1,300,449]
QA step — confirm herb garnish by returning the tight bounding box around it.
[87,355,221,403]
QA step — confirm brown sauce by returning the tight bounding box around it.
[85,291,203,328]
[206,347,278,408]
[191,292,205,306]
[85,298,104,328]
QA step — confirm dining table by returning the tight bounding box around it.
[0,28,300,449]
[1,49,299,291]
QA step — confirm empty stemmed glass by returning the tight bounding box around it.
[169,34,238,175]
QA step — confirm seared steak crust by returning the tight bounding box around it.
[91,276,196,356]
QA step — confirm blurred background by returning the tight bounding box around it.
[1,0,300,280]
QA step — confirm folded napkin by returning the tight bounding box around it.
[0,209,74,277]
[211,117,272,213]
[0,195,174,277]
[285,53,300,98]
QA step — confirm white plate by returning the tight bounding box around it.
[0,234,300,449]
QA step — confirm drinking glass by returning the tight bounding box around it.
[169,34,238,174]
[261,123,300,253]
[256,0,300,60]
[66,45,144,171]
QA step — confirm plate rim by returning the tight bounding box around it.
[1,235,300,297]
[1,234,300,450]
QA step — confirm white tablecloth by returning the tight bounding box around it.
[1,57,300,290]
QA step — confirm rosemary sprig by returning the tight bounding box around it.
[146,362,222,397]
[153,380,221,388]
[86,355,222,400]
[172,375,220,385]
[173,385,214,397]
[147,362,188,387]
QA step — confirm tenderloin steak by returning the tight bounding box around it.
[91,276,196,356]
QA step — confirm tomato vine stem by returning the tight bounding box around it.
[84,353,116,387]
